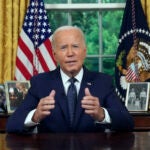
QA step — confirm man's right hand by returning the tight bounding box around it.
[32,90,56,123]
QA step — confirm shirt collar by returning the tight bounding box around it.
[60,68,83,84]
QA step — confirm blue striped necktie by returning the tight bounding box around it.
[67,78,77,127]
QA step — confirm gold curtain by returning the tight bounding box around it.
[141,0,150,28]
[0,0,29,84]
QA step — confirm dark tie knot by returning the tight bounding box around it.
[69,77,77,84]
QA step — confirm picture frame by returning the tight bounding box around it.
[5,81,30,114]
[125,82,150,112]
[0,84,6,113]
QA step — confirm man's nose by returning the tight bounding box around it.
[67,47,74,55]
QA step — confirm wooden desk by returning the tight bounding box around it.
[1,113,150,132]
[0,114,9,133]
[132,112,150,131]
[0,132,150,150]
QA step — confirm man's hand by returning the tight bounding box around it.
[81,88,105,122]
[32,90,56,123]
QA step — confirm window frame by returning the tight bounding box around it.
[45,3,125,73]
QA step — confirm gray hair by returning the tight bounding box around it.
[51,25,86,50]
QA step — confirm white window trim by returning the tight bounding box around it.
[45,3,125,10]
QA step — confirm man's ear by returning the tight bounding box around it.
[53,51,57,61]
[84,48,87,58]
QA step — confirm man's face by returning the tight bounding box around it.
[53,28,86,77]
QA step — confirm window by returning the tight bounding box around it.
[44,0,126,78]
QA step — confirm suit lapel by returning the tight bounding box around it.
[74,68,94,127]
[52,68,70,125]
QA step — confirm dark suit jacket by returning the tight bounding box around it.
[6,67,134,133]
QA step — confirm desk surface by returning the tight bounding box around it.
[0,132,150,150]
[1,112,150,132]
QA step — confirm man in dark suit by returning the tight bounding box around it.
[6,26,134,133]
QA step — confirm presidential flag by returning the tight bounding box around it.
[15,0,56,81]
[115,0,150,101]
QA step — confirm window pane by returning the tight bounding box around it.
[44,0,67,4]
[47,11,68,31]
[84,57,99,72]
[71,11,99,55]
[102,10,124,55]
[102,57,115,77]
[45,1,125,76]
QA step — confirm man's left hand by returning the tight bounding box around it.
[81,88,105,122]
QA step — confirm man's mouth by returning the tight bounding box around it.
[66,60,76,64]
[66,60,77,65]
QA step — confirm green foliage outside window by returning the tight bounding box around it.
[102,11,123,55]
[71,11,99,55]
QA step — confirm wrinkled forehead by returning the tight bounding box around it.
[52,26,85,48]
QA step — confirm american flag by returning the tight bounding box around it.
[126,63,140,82]
[15,0,56,81]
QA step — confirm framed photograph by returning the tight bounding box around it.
[125,82,150,112]
[5,81,30,113]
[0,84,6,113]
